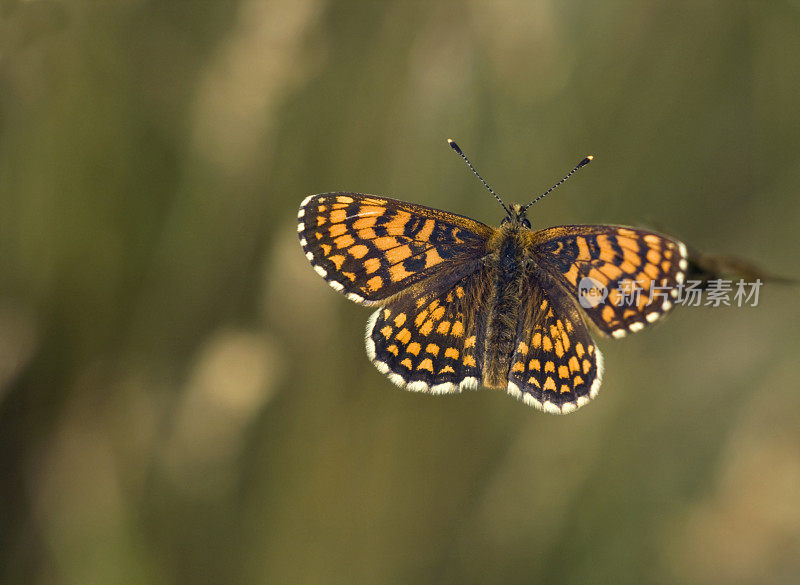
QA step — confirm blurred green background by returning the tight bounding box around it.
[2,1,799,584]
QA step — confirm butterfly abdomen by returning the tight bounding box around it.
[483,230,528,388]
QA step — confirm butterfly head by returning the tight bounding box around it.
[502,203,532,229]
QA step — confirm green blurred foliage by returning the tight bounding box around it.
[1,1,799,584]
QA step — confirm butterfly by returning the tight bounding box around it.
[298,140,688,414]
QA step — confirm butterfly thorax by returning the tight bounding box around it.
[482,223,533,388]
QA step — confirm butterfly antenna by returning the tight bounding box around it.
[447,139,511,216]
[521,155,594,213]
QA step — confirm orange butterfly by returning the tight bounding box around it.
[298,141,687,413]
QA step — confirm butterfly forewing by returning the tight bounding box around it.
[532,226,688,338]
[298,193,494,304]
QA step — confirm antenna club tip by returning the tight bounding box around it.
[578,155,594,168]
[447,138,462,154]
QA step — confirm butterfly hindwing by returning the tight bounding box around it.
[298,193,494,304]
[506,282,603,414]
[532,225,688,338]
[366,271,488,394]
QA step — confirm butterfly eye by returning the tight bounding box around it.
[521,218,531,229]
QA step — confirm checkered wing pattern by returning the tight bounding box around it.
[533,226,689,338]
[507,284,603,414]
[366,271,488,394]
[298,193,494,304]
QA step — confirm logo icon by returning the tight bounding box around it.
[578,277,608,308]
